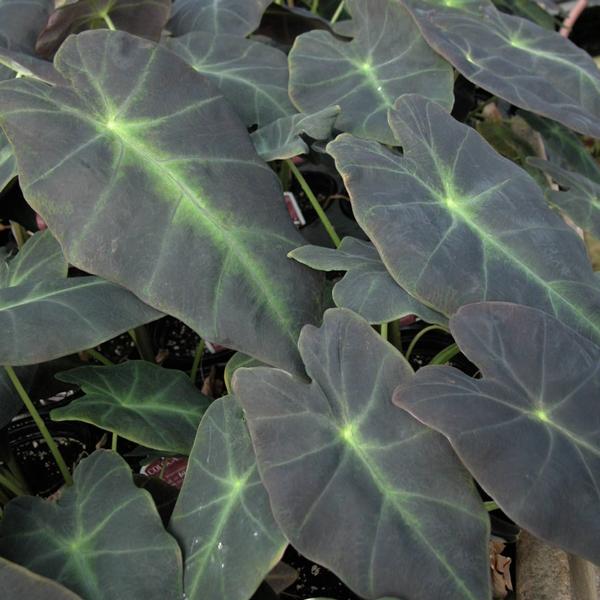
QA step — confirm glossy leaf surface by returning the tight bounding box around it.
[169,0,271,37]
[328,95,600,345]
[0,130,14,190]
[529,158,600,238]
[0,557,82,600]
[288,0,453,144]
[224,352,265,392]
[290,237,447,325]
[0,230,67,288]
[0,277,161,366]
[52,361,211,454]
[169,396,286,600]
[0,451,183,600]
[0,31,323,373]
[492,0,555,28]
[395,301,600,564]
[400,0,600,138]
[234,309,491,600]
[251,106,340,162]
[35,0,171,59]
[0,47,66,85]
[167,32,294,128]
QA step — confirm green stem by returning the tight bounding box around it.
[287,160,341,248]
[405,325,449,361]
[380,322,388,341]
[311,0,319,13]
[3,366,73,486]
[190,338,205,384]
[429,343,460,366]
[0,469,27,497]
[389,320,403,352]
[331,0,345,23]
[9,221,27,249]
[484,501,499,512]
[129,326,155,362]
[111,432,118,452]
[102,13,116,30]
[86,348,114,366]
[279,159,291,190]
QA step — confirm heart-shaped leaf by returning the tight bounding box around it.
[0,450,183,600]
[224,352,265,392]
[290,237,447,325]
[51,361,211,454]
[327,95,600,345]
[166,32,295,128]
[400,0,600,138]
[0,277,161,366]
[520,112,600,183]
[0,230,67,288]
[35,0,171,59]
[395,301,600,565]
[0,557,82,599]
[168,0,271,37]
[529,158,600,238]
[251,106,340,162]
[288,0,453,144]
[0,30,323,373]
[233,308,491,600]
[169,395,286,600]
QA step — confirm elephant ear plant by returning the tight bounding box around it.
[0,0,599,599]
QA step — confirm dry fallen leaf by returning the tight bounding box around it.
[490,538,513,599]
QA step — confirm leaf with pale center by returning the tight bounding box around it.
[290,237,447,325]
[166,32,295,128]
[529,158,600,239]
[327,95,600,346]
[169,395,286,600]
[35,0,171,59]
[288,0,454,144]
[168,0,271,37]
[0,277,161,366]
[0,450,183,600]
[233,308,491,600]
[395,301,600,565]
[51,361,211,454]
[0,557,82,600]
[399,0,600,138]
[0,30,323,373]
[0,230,67,288]
[251,106,340,162]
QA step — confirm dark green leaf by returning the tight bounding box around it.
[0,450,183,600]
[0,47,67,85]
[492,0,556,29]
[251,106,340,161]
[169,396,286,600]
[0,0,50,80]
[327,95,600,345]
[0,557,82,599]
[0,30,323,373]
[0,130,15,191]
[168,0,271,37]
[400,0,600,138]
[395,301,600,565]
[233,308,491,600]
[35,0,171,59]
[166,32,295,128]
[290,237,447,325]
[529,158,600,238]
[0,230,67,288]
[224,352,265,393]
[52,361,211,454]
[521,112,600,183]
[0,277,161,366]
[288,0,453,144]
